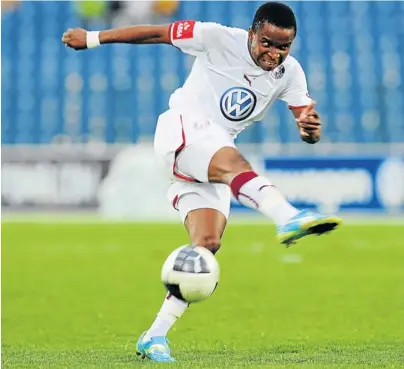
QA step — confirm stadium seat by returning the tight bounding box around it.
[2,2,404,144]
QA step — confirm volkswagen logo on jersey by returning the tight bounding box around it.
[220,87,257,122]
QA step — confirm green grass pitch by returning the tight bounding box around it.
[2,221,404,368]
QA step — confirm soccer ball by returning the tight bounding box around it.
[161,245,220,303]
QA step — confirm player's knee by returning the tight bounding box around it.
[194,234,221,254]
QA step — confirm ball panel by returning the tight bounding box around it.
[161,245,220,303]
[164,282,186,302]
[161,245,188,281]
[173,246,210,274]
[194,246,220,278]
[165,271,219,303]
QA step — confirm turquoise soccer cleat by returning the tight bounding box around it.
[136,332,175,363]
[277,209,342,247]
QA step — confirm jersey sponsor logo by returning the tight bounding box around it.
[172,20,196,40]
[271,64,285,79]
[220,87,257,122]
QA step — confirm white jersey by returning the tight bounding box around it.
[168,20,312,137]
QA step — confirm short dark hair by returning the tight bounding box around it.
[252,2,297,35]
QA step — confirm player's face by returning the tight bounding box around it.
[248,22,295,71]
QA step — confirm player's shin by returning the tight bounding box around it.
[143,293,189,340]
[230,171,298,225]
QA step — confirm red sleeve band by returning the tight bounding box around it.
[288,105,310,110]
[171,20,196,41]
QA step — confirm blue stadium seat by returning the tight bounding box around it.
[2,2,404,144]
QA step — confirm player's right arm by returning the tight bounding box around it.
[62,25,172,50]
[62,21,227,55]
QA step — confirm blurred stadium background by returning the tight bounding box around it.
[2,3,404,368]
[2,1,404,219]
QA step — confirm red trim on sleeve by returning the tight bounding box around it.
[168,23,173,43]
[288,105,310,110]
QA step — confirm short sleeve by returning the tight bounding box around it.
[278,61,313,109]
[169,20,229,56]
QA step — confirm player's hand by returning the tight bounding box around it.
[296,102,321,144]
[62,28,87,50]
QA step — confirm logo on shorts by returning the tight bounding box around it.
[194,120,210,130]
[220,87,257,122]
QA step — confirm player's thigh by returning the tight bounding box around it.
[168,181,230,252]
[208,147,253,184]
[155,110,236,183]
[176,136,235,183]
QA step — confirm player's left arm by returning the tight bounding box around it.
[290,103,321,144]
[278,61,321,144]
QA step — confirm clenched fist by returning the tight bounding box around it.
[296,102,321,144]
[61,28,88,50]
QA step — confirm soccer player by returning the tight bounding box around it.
[62,1,342,362]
